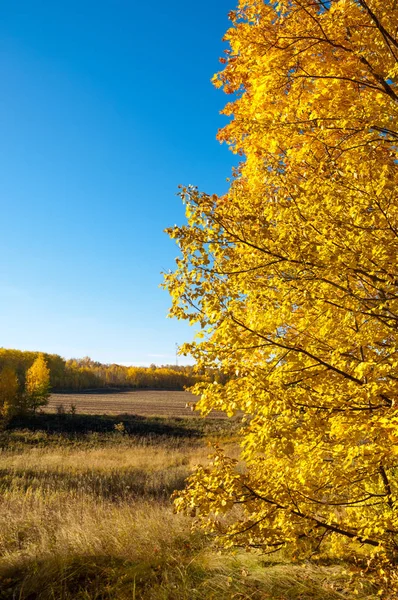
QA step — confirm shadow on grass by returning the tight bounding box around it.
[0,551,214,600]
[7,413,206,437]
[0,551,371,600]
[0,464,189,500]
[0,554,162,600]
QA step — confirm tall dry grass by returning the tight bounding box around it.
[0,427,378,599]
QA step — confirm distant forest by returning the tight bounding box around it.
[0,348,205,392]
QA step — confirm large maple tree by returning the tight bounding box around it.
[165,0,398,577]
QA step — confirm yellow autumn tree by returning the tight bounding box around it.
[165,0,398,580]
[25,353,51,413]
[0,366,19,421]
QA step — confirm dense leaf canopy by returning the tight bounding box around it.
[166,0,398,578]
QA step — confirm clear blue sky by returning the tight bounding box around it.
[0,0,236,365]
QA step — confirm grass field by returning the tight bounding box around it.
[0,399,379,599]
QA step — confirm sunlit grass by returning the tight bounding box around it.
[0,426,378,599]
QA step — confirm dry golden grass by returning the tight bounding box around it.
[0,440,209,473]
[0,427,379,599]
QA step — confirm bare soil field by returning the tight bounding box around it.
[47,389,225,418]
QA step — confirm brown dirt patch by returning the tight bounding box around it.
[47,390,225,418]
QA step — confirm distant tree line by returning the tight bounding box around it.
[0,349,224,422]
[62,357,204,391]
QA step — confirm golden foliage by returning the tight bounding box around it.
[165,0,398,582]
[25,353,51,412]
[0,367,19,420]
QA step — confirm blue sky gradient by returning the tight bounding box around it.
[0,0,236,365]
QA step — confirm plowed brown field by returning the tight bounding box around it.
[47,390,225,418]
